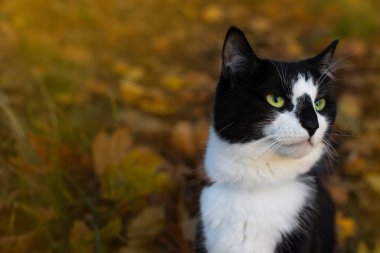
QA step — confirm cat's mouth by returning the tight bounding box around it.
[275,136,313,147]
[284,139,312,147]
[276,139,314,158]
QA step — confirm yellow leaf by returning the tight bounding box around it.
[107,128,132,166]
[69,220,94,253]
[92,128,132,178]
[202,5,223,23]
[336,212,356,244]
[127,206,165,247]
[248,17,272,33]
[85,80,111,97]
[364,173,380,194]
[170,121,195,158]
[125,66,145,81]
[112,62,129,75]
[112,62,145,80]
[286,41,303,57]
[336,94,361,133]
[12,15,26,28]
[102,148,172,201]
[374,240,380,253]
[357,241,370,253]
[139,98,176,116]
[118,209,168,253]
[120,80,145,104]
[161,74,184,91]
[92,130,110,177]
[154,173,173,191]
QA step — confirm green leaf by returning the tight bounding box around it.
[100,217,122,243]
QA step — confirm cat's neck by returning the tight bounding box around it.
[204,127,323,190]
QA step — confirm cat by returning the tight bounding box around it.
[196,26,339,253]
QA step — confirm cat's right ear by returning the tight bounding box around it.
[222,26,259,78]
[310,40,339,76]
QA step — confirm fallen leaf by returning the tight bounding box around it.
[127,206,165,246]
[335,94,361,133]
[85,79,111,97]
[364,173,380,194]
[120,80,145,104]
[170,121,195,158]
[357,241,370,253]
[69,220,94,253]
[323,179,349,206]
[0,231,37,253]
[342,153,368,176]
[248,17,272,33]
[100,217,122,242]
[336,212,356,245]
[92,128,132,178]
[161,74,184,91]
[374,240,380,253]
[92,130,109,177]
[202,5,223,23]
[102,147,171,201]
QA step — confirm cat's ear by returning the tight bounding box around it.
[222,26,259,78]
[310,40,339,75]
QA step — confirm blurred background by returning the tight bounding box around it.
[0,0,380,252]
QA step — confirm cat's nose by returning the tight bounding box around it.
[301,119,319,137]
[296,95,319,137]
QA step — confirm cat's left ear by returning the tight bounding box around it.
[310,40,339,75]
[222,26,260,78]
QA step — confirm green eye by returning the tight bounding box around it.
[266,94,285,108]
[315,98,326,111]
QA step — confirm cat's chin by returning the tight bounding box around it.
[276,141,314,159]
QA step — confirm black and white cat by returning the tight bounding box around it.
[196,27,339,253]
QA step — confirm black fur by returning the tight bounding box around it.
[196,219,207,253]
[196,26,339,253]
[274,176,337,253]
[296,95,319,137]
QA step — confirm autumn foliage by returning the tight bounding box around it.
[1,0,380,252]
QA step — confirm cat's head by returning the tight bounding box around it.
[206,27,339,186]
[213,27,338,161]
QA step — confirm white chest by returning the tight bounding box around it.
[200,181,311,253]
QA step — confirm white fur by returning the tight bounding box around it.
[291,75,318,104]
[204,128,322,189]
[264,111,312,158]
[201,179,313,253]
[201,129,320,253]
[201,75,328,253]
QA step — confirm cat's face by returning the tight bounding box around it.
[213,27,338,159]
